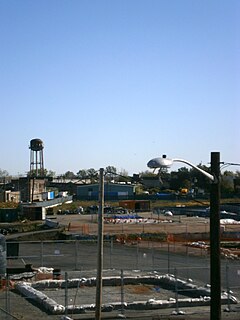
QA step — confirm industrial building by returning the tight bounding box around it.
[76,183,135,200]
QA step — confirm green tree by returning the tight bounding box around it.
[87,168,98,183]
[46,170,56,177]
[105,166,117,175]
[170,167,190,191]
[140,170,157,177]
[63,171,76,179]
[76,169,88,182]
[189,164,211,191]
[221,170,235,195]
[105,166,117,182]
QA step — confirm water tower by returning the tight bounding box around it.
[29,138,44,176]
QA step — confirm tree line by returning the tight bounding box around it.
[1,165,240,195]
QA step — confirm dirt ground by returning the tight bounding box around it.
[55,212,240,236]
[58,212,240,258]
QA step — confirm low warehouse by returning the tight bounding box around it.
[77,183,135,200]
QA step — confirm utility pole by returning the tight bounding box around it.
[210,152,221,320]
[147,151,222,320]
[95,168,104,320]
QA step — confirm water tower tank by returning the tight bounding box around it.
[0,234,6,277]
[30,138,44,151]
[29,138,44,176]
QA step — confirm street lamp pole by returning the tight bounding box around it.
[210,152,221,320]
[95,168,104,320]
[147,152,221,320]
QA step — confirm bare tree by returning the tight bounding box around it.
[0,169,10,184]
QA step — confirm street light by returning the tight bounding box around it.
[95,168,104,320]
[147,152,221,320]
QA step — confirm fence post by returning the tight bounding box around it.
[65,272,68,316]
[5,276,10,319]
[151,245,154,269]
[110,239,113,269]
[136,243,139,269]
[226,263,231,312]
[121,269,125,315]
[75,240,78,270]
[167,242,170,273]
[174,268,179,314]
[40,241,43,267]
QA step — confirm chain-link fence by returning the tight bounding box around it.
[1,240,240,319]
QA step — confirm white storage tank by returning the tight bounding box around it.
[0,234,6,277]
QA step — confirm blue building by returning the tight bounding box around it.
[76,183,135,200]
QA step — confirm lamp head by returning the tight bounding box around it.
[147,155,173,169]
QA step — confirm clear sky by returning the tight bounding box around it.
[0,0,239,176]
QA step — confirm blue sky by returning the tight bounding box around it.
[0,0,239,176]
